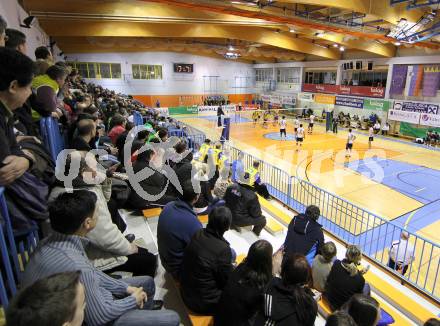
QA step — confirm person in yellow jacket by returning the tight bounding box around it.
[197,139,212,163]
[31,64,68,119]
[252,110,260,127]
[244,161,271,199]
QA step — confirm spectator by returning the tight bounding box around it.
[388,231,415,276]
[0,48,35,186]
[231,151,245,183]
[312,241,337,292]
[32,64,68,118]
[215,239,273,326]
[224,180,266,236]
[325,245,368,311]
[193,165,224,215]
[325,311,356,326]
[22,190,179,326]
[381,122,390,136]
[108,114,126,144]
[50,153,157,276]
[71,118,97,151]
[180,207,234,314]
[128,148,176,208]
[342,294,380,326]
[245,160,271,199]
[0,15,7,47]
[35,46,54,65]
[373,121,381,134]
[6,271,85,326]
[213,167,232,199]
[5,29,27,55]
[424,318,440,326]
[157,179,202,279]
[254,253,317,326]
[197,138,212,162]
[115,121,134,164]
[283,205,324,265]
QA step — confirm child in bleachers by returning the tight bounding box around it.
[312,241,337,292]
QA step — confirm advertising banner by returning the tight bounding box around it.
[269,95,281,105]
[388,109,420,124]
[281,96,296,105]
[419,113,440,128]
[261,94,271,102]
[363,99,390,111]
[314,93,336,105]
[154,107,169,116]
[302,84,385,98]
[335,96,364,109]
[298,92,314,102]
[169,106,198,115]
[393,101,439,114]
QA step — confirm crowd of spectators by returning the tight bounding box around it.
[1,15,438,326]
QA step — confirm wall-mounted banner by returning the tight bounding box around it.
[388,109,421,124]
[393,101,439,114]
[420,113,440,128]
[298,92,314,102]
[363,99,390,111]
[335,96,364,109]
[281,96,296,105]
[389,65,408,96]
[302,84,385,98]
[261,94,271,102]
[422,66,440,97]
[269,95,281,105]
[314,93,336,105]
[169,106,198,115]
[154,107,169,116]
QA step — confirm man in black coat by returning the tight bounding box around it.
[180,207,234,314]
[283,205,324,263]
[224,182,266,236]
[217,105,225,127]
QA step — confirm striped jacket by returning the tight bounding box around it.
[22,232,137,325]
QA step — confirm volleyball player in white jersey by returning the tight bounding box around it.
[368,126,374,149]
[296,124,305,151]
[293,117,300,138]
[346,128,356,157]
[279,116,287,140]
[308,114,315,134]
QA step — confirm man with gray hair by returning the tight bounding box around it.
[388,231,415,276]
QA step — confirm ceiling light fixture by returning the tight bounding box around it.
[333,44,339,48]
[394,41,401,46]
[289,28,295,33]
[228,45,235,51]
[315,32,324,37]
[339,46,345,51]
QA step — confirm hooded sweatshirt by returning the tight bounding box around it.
[254,277,317,326]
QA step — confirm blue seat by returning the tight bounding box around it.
[133,111,143,126]
[0,187,40,307]
[40,117,65,161]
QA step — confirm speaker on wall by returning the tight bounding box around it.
[367,62,373,70]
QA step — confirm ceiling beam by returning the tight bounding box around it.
[258,0,424,23]
[142,0,439,49]
[39,20,340,59]
[23,0,282,28]
[315,34,397,57]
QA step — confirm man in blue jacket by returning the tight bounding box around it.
[283,205,324,265]
[158,179,202,280]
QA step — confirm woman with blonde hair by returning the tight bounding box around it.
[324,245,369,311]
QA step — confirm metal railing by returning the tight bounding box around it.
[180,121,440,302]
